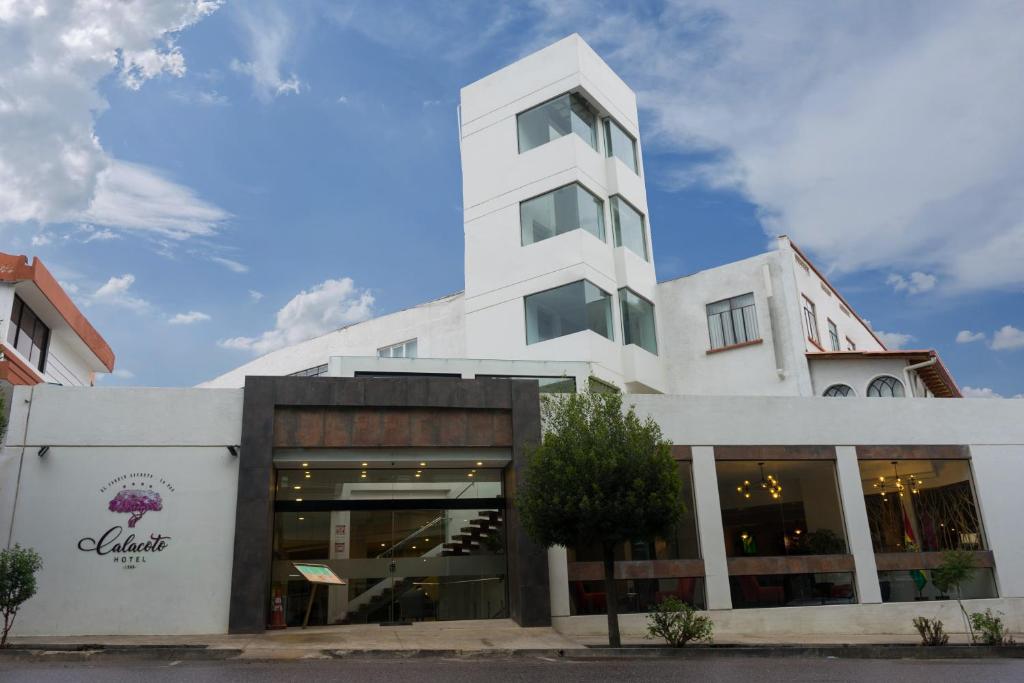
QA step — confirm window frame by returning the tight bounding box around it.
[6,294,50,373]
[516,91,598,154]
[603,117,639,174]
[706,292,760,351]
[802,296,820,347]
[866,375,905,398]
[618,287,658,355]
[518,181,606,246]
[609,194,649,261]
[823,384,855,397]
[846,337,856,351]
[523,279,614,345]
[827,319,840,351]
[377,339,418,359]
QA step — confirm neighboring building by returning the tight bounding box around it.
[0,252,114,388]
[3,35,1015,644]
[202,35,959,401]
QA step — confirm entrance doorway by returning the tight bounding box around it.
[271,465,507,626]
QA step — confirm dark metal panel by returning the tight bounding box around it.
[714,445,837,461]
[569,559,706,581]
[727,554,856,575]
[855,445,972,460]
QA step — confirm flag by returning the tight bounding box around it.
[903,503,928,592]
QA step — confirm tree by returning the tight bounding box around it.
[932,549,978,643]
[108,489,163,527]
[518,391,684,647]
[0,544,42,647]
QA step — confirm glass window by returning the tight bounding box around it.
[619,288,657,354]
[867,376,904,397]
[846,337,856,351]
[524,280,613,345]
[570,578,707,615]
[828,319,840,351]
[716,460,848,558]
[276,467,504,502]
[803,297,819,345]
[610,196,648,261]
[706,293,758,350]
[877,568,996,603]
[823,384,854,397]
[378,339,418,358]
[859,459,984,553]
[289,364,328,378]
[516,93,597,153]
[479,375,577,393]
[587,377,620,394]
[6,295,49,372]
[603,118,638,173]
[520,183,604,245]
[730,572,855,609]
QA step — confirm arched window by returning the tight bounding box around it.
[823,384,854,397]
[867,376,905,397]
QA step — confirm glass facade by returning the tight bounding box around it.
[524,280,613,345]
[517,93,597,153]
[706,293,758,350]
[610,196,648,261]
[604,118,638,172]
[520,183,605,245]
[618,288,657,354]
[730,572,856,608]
[272,467,506,626]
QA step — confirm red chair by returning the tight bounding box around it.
[738,576,784,606]
[572,582,607,614]
[655,577,697,605]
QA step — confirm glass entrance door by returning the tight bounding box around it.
[271,467,507,627]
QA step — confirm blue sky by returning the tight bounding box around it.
[1,1,1022,396]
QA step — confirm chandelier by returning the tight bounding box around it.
[736,462,782,500]
[873,461,921,500]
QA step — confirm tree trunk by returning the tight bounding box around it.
[602,542,621,648]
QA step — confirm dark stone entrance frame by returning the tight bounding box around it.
[228,375,549,633]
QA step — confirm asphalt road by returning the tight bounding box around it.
[2,657,1023,682]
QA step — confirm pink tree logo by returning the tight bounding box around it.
[108,489,163,527]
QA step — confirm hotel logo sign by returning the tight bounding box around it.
[76,473,174,570]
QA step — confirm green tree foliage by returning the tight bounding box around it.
[518,391,685,647]
[0,544,43,647]
[933,548,978,642]
[912,616,949,646]
[646,596,714,647]
[970,609,1015,646]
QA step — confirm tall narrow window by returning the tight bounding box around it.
[610,196,648,261]
[619,288,658,354]
[706,293,758,350]
[525,280,612,344]
[517,93,597,153]
[603,118,638,173]
[846,337,856,351]
[802,297,820,346]
[520,183,604,245]
[6,295,49,372]
[827,319,840,351]
[378,339,418,358]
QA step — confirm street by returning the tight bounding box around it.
[1,656,1023,682]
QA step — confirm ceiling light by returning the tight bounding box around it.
[420,462,426,467]
[381,543,386,547]
[476,461,483,467]
[295,498,303,502]
[298,517,305,521]
[361,473,367,478]
[293,485,301,490]
[305,474,311,479]
[302,462,308,467]
[467,472,475,477]
[415,473,421,478]
[361,462,368,467]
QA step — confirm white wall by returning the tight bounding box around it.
[0,386,243,636]
[808,357,917,397]
[201,292,465,388]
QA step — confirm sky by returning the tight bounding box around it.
[1,0,1022,397]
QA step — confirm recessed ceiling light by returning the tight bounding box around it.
[295,498,303,502]
[305,474,311,479]
[467,472,474,478]
[293,485,301,490]
[380,543,386,547]
[302,463,309,467]
[298,517,305,521]
[412,546,417,550]
[424,538,429,542]
[419,462,426,467]
[360,473,367,478]
[415,473,421,478]
[361,462,368,467]
[476,462,483,467]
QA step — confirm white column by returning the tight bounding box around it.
[835,446,882,603]
[691,446,732,610]
[547,546,571,617]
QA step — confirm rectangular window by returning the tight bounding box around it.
[6,295,49,372]
[603,118,638,173]
[619,288,657,355]
[377,339,418,358]
[525,280,613,345]
[827,319,840,351]
[802,297,820,345]
[846,337,856,351]
[706,293,758,350]
[517,92,597,153]
[520,183,604,245]
[610,196,648,261]
[479,375,577,393]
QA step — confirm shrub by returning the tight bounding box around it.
[913,616,949,646]
[646,596,713,647]
[971,609,1016,646]
[932,549,978,641]
[0,544,43,648]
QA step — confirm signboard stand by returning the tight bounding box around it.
[292,563,346,629]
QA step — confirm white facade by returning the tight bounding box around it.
[204,35,955,402]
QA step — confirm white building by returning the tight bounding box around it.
[203,35,959,402]
[4,35,1018,643]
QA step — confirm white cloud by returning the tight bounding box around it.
[83,228,120,243]
[956,330,986,344]
[168,310,211,325]
[992,325,1024,351]
[90,273,149,311]
[337,95,349,104]
[874,330,914,350]
[0,1,225,235]
[219,278,374,355]
[230,4,304,101]
[112,368,136,379]
[211,256,249,273]
[887,272,937,295]
[961,386,1003,398]
[249,289,264,302]
[30,233,52,247]
[171,89,229,106]
[520,2,1024,293]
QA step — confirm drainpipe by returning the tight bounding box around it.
[903,358,937,398]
